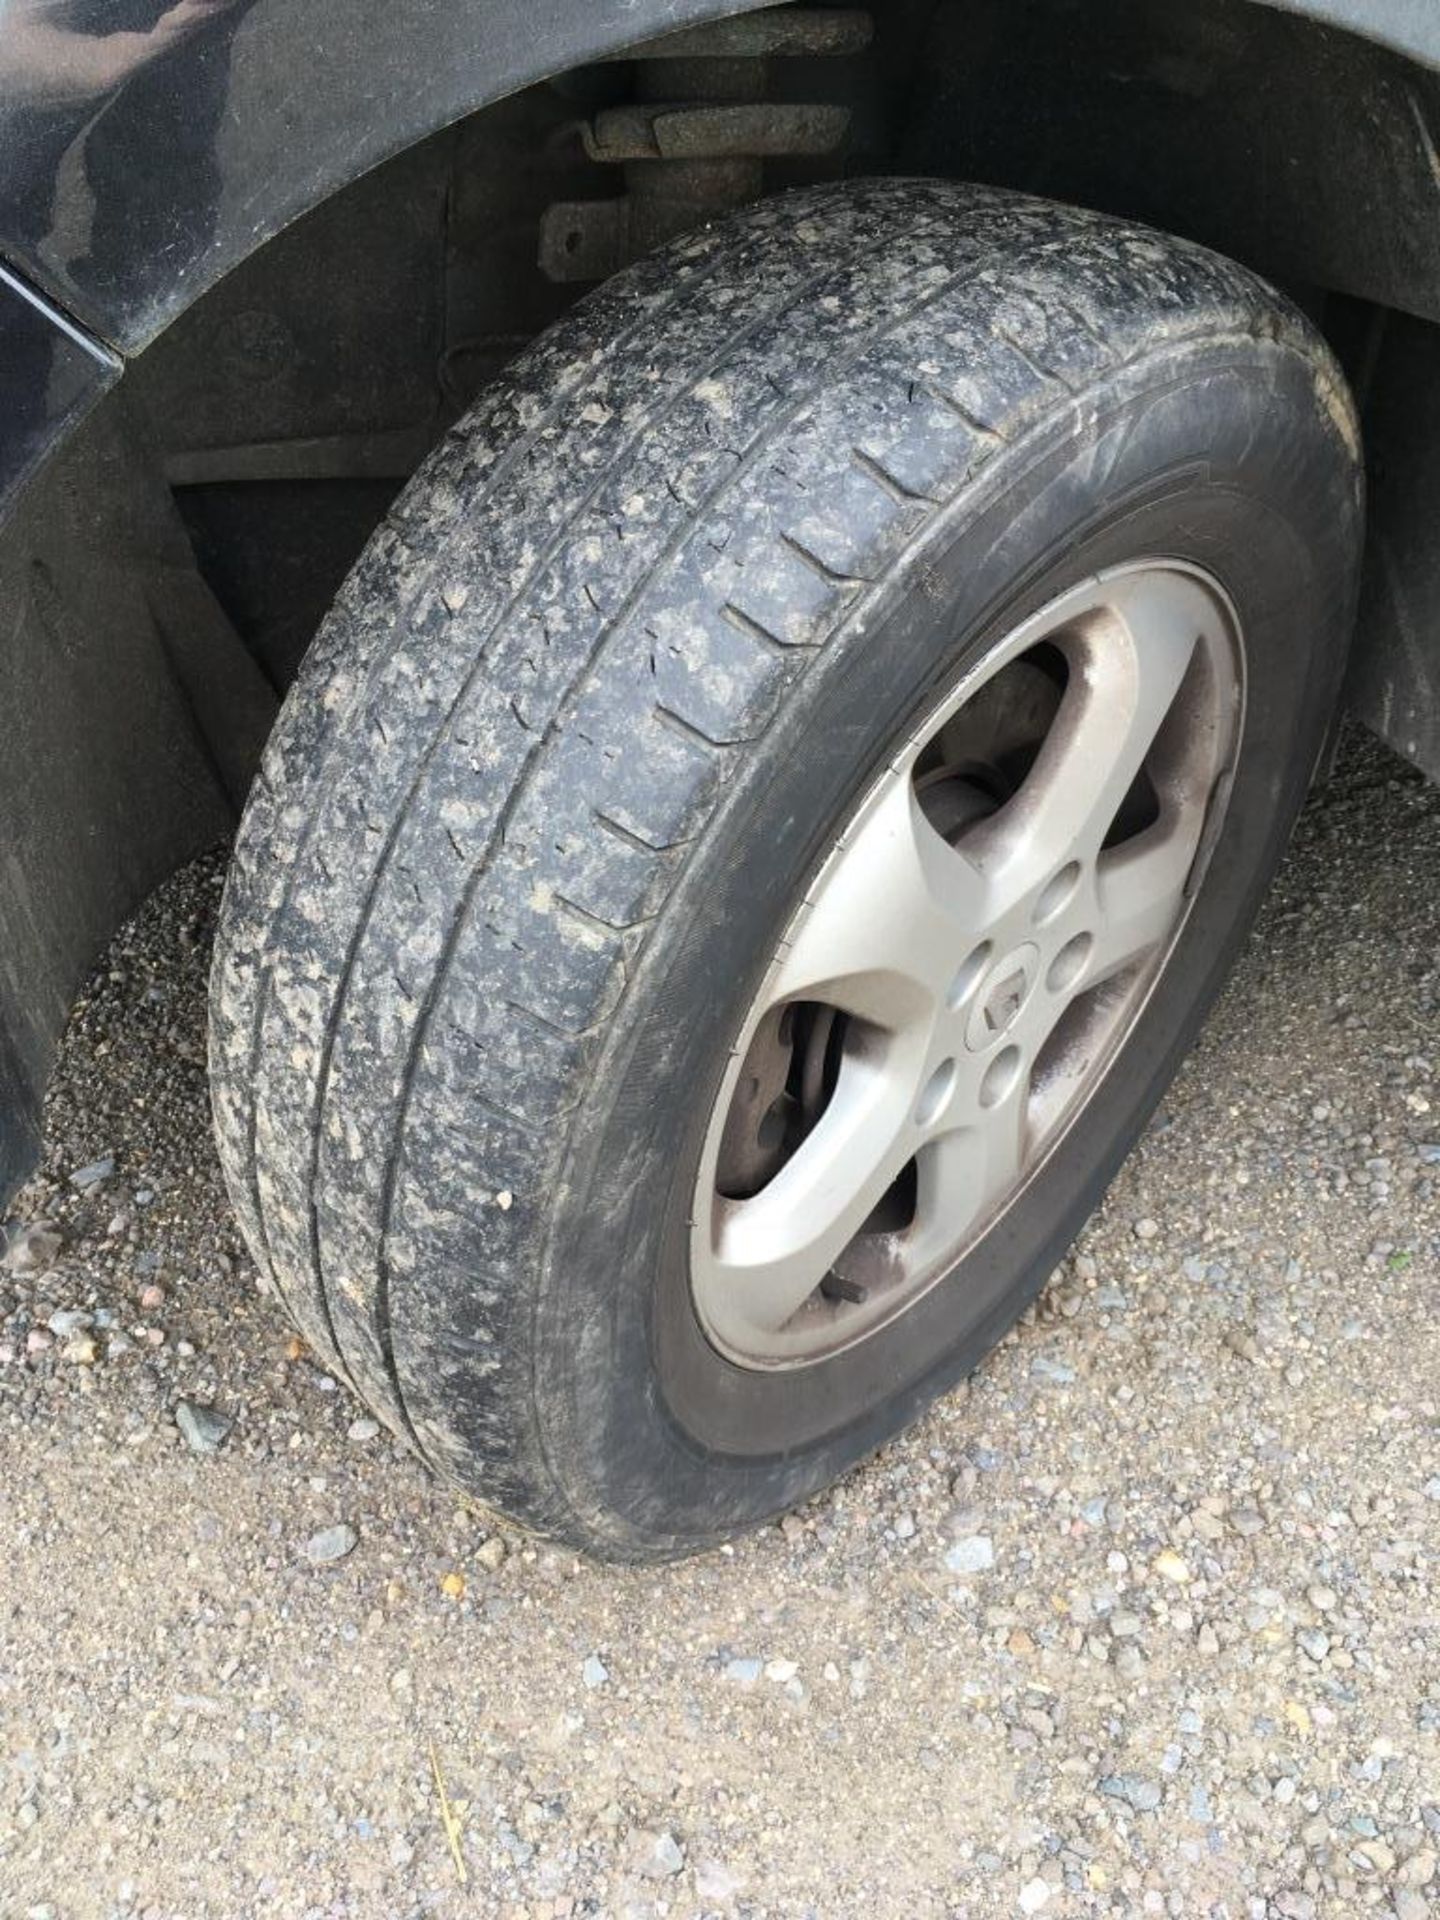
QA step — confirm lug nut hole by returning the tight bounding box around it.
[948,942,992,1011]
[1034,861,1082,926]
[980,1044,1023,1109]
[1047,932,1093,995]
[916,1057,957,1128]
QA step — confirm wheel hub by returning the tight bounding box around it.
[969,944,1039,1050]
[693,560,1243,1369]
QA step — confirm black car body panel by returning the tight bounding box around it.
[0,0,783,353]
[0,0,1436,349]
[1,0,1439,1210]
[0,262,116,504]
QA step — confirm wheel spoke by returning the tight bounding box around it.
[708,1052,920,1336]
[1087,803,1198,985]
[967,571,1209,915]
[911,1060,1031,1261]
[765,773,989,1029]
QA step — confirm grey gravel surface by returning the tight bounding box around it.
[1,730,1437,1920]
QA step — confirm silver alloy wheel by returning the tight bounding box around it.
[691,560,1244,1368]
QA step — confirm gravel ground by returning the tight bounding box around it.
[1,729,1437,1920]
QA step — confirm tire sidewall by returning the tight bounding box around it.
[534,338,1359,1553]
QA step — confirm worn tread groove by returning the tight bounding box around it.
[1054,293,1111,354]
[994,321,1079,393]
[778,530,870,591]
[454,1086,546,1139]
[718,601,805,655]
[849,444,939,507]
[651,703,741,753]
[591,808,686,856]
[504,998,604,1043]
[554,891,656,939]
[920,380,1008,442]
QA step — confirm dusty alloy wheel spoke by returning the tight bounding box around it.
[763,774,987,1031]
[692,561,1242,1368]
[964,570,1211,921]
[911,1059,1033,1262]
[710,1052,925,1336]
[1087,807,1201,985]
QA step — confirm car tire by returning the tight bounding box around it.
[209,179,1361,1557]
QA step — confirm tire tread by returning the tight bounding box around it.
[210,181,1354,1536]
